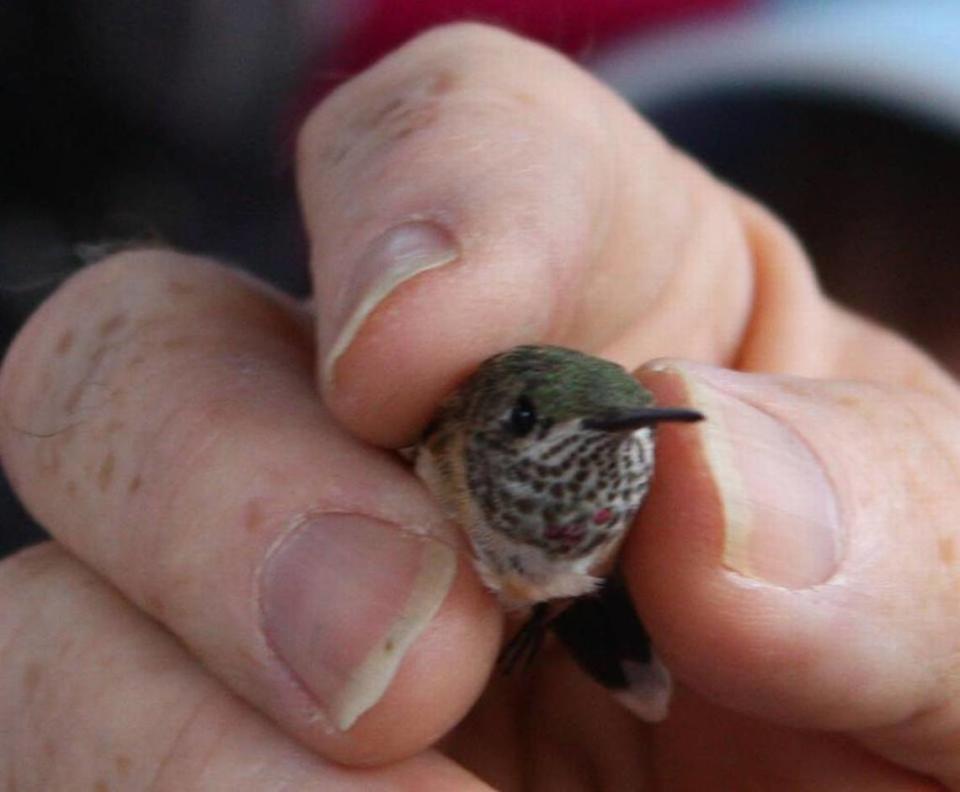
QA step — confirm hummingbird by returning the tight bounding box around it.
[414,345,703,721]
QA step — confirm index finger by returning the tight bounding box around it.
[0,252,500,767]
[298,23,825,447]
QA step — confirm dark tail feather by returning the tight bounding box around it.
[550,574,672,722]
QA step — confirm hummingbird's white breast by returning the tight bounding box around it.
[417,421,654,609]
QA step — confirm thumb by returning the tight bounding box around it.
[626,361,960,785]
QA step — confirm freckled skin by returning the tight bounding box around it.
[54,330,74,356]
[98,452,116,492]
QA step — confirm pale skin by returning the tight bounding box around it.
[2,23,960,790]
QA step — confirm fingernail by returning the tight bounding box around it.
[322,221,459,386]
[261,514,457,731]
[676,365,842,587]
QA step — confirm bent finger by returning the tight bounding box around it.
[298,23,802,447]
[0,251,500,766]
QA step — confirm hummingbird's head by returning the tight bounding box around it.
[451,345,700,446]
[425,346,701,566]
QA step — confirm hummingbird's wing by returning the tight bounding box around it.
[550,573,672,722]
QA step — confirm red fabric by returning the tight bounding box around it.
[295,0,749,118]
[338,0,747,71]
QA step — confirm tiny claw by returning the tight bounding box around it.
[498,602,551,675]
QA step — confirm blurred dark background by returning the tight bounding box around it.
[2,2,959,556]
[0,1,323,553]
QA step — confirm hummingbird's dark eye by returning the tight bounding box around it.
[508,396,537,437]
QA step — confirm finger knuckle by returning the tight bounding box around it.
[296,23,561,179]
[1,249,220,399]
[0,251,243,512]
[40,246,201,310]
[1,249,235,410]
[298,54,462,177]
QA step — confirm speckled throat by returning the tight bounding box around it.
[465,421,655,562]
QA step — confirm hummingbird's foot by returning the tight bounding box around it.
[498,602,551,675]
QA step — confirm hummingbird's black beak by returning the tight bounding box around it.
[582,407,704,432]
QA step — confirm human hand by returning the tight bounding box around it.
[2,24,958,790]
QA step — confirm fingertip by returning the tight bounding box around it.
[320,259,552,446]
[626,362,948,735]
[627,361,727,593]
[629,363,847,726]
[316,548,502,766]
